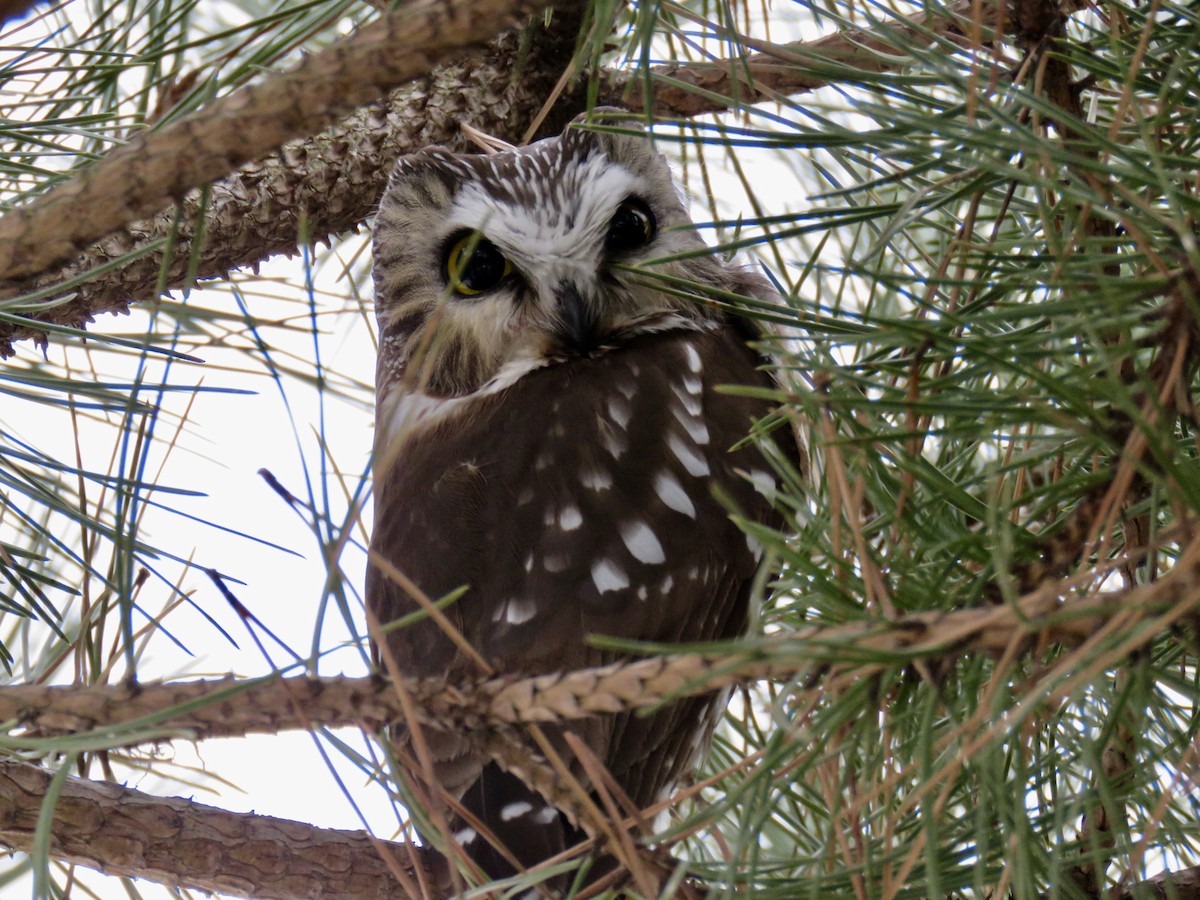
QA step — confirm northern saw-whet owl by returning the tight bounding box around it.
[368,111,797,891]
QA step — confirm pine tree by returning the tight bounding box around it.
[0,0,1197,897]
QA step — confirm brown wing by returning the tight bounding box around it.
[367,323,790,872]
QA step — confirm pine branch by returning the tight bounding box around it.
[2,752,1199,900]
[4,748,1195,900]
[0,18,583,353]
[4,542,1197,747]
[0,0,1074,354]
[0,760,442,899]
[0,0,566,304]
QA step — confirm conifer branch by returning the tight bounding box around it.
[0,760,442,899]
[2,546,1196,748]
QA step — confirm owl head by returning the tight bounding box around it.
[372,112,759,399]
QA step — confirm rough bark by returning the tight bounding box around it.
[0,760,442,899]
[1,552,1196,747]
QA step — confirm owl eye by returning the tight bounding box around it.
[444,233,513,296]
[605,199,656,253]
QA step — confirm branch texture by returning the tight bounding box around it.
[0,760,441,899]
[0,0,564,290]
[3,550,1197,747]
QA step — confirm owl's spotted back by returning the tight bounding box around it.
[368,114,796,891]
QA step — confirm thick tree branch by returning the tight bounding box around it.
[5,755,1194,900]
[0,0,565,292]
[3,547,1197,747]
[0,0,1017,353]
[0,760,443,899]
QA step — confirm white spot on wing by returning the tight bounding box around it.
[660,574,674,594]
[670,381,702,416]
[621,519,666,564]
[654,470,696,517]
[746,532,764,562]
[504,598,537,625]
[534,806,558,824]
[674,408,710,445]
[668,432,710,477]
[544,553,570,573]
[682,342,703,373]
[606,395,632,429]
[581,465,613,490]
[601,427,628,458]
[591,559,629,594]
[501,801,533,821]
[455,827,478,845]
[746,469,777,500]
[559,504,583,530]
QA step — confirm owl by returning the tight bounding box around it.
[368,112,796,892]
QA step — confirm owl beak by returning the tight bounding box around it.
[553,282,599,352]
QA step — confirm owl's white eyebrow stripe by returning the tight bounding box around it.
[446,153,647,262]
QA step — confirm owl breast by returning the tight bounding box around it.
[369,323,783,811]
